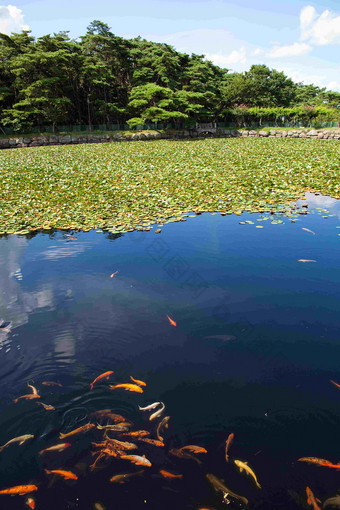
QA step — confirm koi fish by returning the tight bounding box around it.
[157,416,170,441]
[0,485,38,496]
[90,371,114,390]
[169,448,202,464]
[27,384,39,396]
[179,445,207,454]
[37,402,55,411]
[110,271,118,278]
[59,423,95,439]
[14,393,40,403]
[109,383,143,393]
[110,470,144,483]
[42,381,62,387]
[97,424,130,432]
[45,469,78,480]
[26,497,36,509]
[39,443,71,455]
[167,315,177,327]
[330,379,340,389]
[138,402,161,412]
[0,434,34,452]
[150,402,165,421]
[159,470,183,479]
[298,259,316,263]
[138,438,164,447]
[302,228,316,235]
[234,459,261,489]
[120,454,152,467]
[298,457,340,469]
[102,438,137,451]
[206,473,248,506]
[306,486,321,510]
[130,376,146,387]
[90,410,127,423]
[120,430,150,439]
[225,433,234,462]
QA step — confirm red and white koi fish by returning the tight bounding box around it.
[39,443,71,455]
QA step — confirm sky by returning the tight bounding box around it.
[0,0,339,91]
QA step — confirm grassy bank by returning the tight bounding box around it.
[0,137,339,235]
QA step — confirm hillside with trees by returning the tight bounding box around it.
[0,20,339,133]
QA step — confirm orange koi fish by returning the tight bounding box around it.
[167,315,177,327]
[37,402,55,411]
[130,376,146,387]
[306,486,321,510]
[59,423,95,439]
[225,433,234,462]
[90,371,114,391]
[39,443,71,455]
[120,454,152,467]
[14,393,40,403]
[26,497,36,509]
[179,445,207,454]
[330,379,340,389]
[298,457,340,469]
[0,485,38,496]
[110,470,144,483]
[139,438,164,447]
[110,271,118,278]
[109,383,143,393]
[120,430,150,439]
[159,470,183,479]
[45,469,78,480]
[42,381,62,387]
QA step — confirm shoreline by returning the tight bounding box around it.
[1,127,340,150]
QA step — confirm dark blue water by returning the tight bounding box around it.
[1,193,340,509]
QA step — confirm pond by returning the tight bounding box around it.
[0,192,340,509]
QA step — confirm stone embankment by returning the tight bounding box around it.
[0,128,339,149]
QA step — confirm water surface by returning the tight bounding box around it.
[1,193,340,509]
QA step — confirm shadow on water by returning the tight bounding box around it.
[0,193,340,508]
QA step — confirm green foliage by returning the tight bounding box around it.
[0,24,338,131]
[0,138,340,234]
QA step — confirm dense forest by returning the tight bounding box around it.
[0,20,339,133]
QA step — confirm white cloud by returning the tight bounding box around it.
[327,80,340,92]
[251,48,263,56]
[300,5,340,45]
[300,6,317,35]
[207,47,246,67]
[267,42,311,58]
[0,4,29,34]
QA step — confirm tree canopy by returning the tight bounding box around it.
[0,22,339,132]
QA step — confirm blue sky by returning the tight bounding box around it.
[1,0,339,91]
